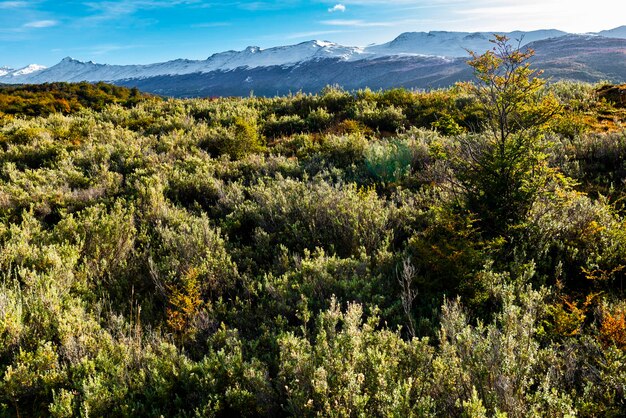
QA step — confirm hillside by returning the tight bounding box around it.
[530,35,626,81]
[1,43,626,416]
[118,35,626,97]
[0,82,151,116]
[2,29,625,97]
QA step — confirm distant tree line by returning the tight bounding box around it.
[0,82,152,117]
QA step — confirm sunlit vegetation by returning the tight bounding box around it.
[1,40,626,416]
[0,82,151,118]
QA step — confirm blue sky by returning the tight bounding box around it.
[1,0,623,68]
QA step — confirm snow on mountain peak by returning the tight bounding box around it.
[2,64,47,78]
[0,66,14,77]
[314,40,335,48]
[366,29,569,58]
[200,40,362,72]
[2,27,622,86]
[0,40,365,84]
[60,57,97,66]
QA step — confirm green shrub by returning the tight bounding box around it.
[200,117,263,159]
[365,138,413,182]
[224,177,391,260]
[278,298,436,417]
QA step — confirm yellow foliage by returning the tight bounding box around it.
[166,267,202,343]
[546,299,585,337]
[542,291,600,338]
[583,265,625,282]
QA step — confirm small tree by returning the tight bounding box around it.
[458,35,559,236]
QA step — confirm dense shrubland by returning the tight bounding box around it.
[1,41,626,416]
[0,82,148,118]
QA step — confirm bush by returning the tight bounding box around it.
[278,298,436,417]
[224,177,391,261]
[365,138,413,182]
[200,117,263,159]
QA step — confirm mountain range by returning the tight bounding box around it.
[1,27,625,97]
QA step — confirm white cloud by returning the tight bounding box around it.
[451,0,626,33]
[0,1,27,8]
[328,4,346,13]
[84,0,201,18]
[23,20,58,28]
[89,43,141,55]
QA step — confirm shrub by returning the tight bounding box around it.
[200,116,263,159]
[364,138,413,182]
[224,177,391,260]
[278,298,436,417]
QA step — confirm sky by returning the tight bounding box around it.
[0,0,624,68]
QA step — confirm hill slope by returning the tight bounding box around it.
[1,29,625,97]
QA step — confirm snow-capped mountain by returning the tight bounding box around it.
[0,29,578,85]
[0,64,47,79]
[1,40,364,84]
[12,64,47,76]
[204,40,363,69]
[366,29,567,57]
[1,27,625,96]
[0,66,14,77]
[0,30,570,85]
[111,34,624,98]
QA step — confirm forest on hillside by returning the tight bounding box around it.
[0,39,626,417]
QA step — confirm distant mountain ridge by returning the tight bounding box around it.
[2,27,625,96]
[0,67,13,77]
[366,29,567,57]
[598,25,626,38]
[0,40,366,83]
[529,35,626,82]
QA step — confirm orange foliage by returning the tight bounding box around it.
[600,306,626,350]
